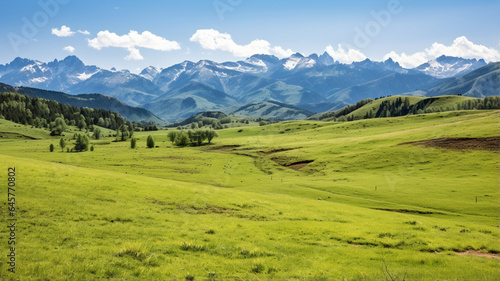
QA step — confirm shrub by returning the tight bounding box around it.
[131,137,137,149]
[49,144,54,152]
[146,135,155,148]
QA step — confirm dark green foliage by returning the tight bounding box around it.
[174,131,189,147]
[90,145,94,152]
[174,129,218,146]
[49,144,54,152]
[167,130,177,143]
[93,127,102,140]
[49,117,67,136]
[188,129,206,146]
[0,92,125,130]
[205,129,218,144]
[146,135,155,148]
[130,138,137,149]
[59,138,66,152]
[74,133,90,152]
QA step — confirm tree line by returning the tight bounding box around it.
[0,92,127,135]
[167,129,218,146]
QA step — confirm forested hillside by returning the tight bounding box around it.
[0,92,129,135]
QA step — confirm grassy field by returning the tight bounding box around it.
[0,110,499,280]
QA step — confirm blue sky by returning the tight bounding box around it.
[1,0,499,72]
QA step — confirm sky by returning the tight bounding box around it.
[1,0,499,72]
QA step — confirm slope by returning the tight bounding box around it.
[143,82,239,121]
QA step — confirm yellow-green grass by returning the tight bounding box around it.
[0,110,499,280]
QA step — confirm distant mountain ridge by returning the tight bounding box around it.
[0,54,498,122]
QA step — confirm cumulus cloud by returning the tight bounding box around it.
[63,46,75,53]
[88,30,181,60]
[190,29,293,58]
[78,30,90,35]
[52,25,75,37]
[384,36,500,68]
[325,44,367,64]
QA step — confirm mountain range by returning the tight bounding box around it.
[0,53,497,122]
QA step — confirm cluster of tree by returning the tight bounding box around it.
[50,134,91,153]
[142,125,159,131]
[167,129,218,146]
[0,92,126,135]
[115,124,135,141]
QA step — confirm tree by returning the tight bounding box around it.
[205,129,218,144]
[167,131,178,143]
[174,131,189,146]
[131,137,137,149]
[93,127,102,140]
[50,117,67,136]
[74,133,90,152]
[147,135,155,148]
[59,138,66,152]
[49,144,54,152]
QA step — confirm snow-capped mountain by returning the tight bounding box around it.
[139,66,161,81]
[415,55,487,78]
[0,56,99,92]
[0,54,497,122]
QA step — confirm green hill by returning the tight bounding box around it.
[311,95,500,121]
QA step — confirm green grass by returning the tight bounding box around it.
[0,110,499,280]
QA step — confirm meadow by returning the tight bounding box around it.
[0,110,499,280]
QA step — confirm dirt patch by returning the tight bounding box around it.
[374,208,438,215]
[260,148,297,155]
[286,160,314,170]
[456,251,500,259]
[209,145,241,151]
[401,137,500,151]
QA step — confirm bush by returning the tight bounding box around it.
[131,137,137,149]
[174,131,189,146]
[49,144,54,152]
[146,135,155,148]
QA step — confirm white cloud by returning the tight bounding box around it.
[384,36,500,69]
[325,44,367,64]
[78,30,90,35]
[52,25,75,37]
[190,29,293,58]
[88,30,181,60]
[63,46,75,53]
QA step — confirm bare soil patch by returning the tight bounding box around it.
[373,208,438,215]
[286,160,314,170]
[456,251,500,259]
[208,145,241,151]
[260,148,297,155]
[401,137,500,151]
